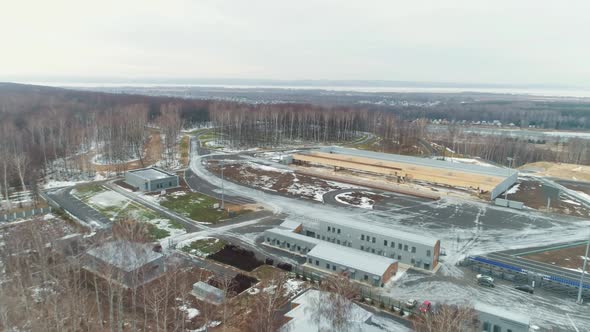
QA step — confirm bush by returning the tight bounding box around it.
[399,309,405,316]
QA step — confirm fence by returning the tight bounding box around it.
[0,206,52,222]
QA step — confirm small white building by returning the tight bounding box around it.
[124,167,179,192]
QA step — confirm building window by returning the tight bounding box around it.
[169,181,172,186]
[364,275,368,281]
[426,250,431,257]
[308,258,312,263]
[361,234,365,240]
[483,322,491,332]
[297,246,301,251]
[371,249,375,253]
[424,263,430,270]
[361,245,364,250]
[328,226,331,232]
[286,243,290,248]
[404,245,408,251]
[384,240,388,246]
[397,255,401,260]
[372,237,376,243]
[398,243,402,250]
[332,228,335,233]
[493,325,501,332]
[326,263,330,269]
[316,234,320,239]
[332,265,336,271]
[411,258,415,264]
[315,260,319,266]
[411,246,416,253]
[337,228,341,234]
[391,242,395,248]
[266,237,270,242]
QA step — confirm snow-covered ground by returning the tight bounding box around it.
[189,146,590,330]
[88,190,129,209]
[334,192,376,209]
[443,157,496,168]
[91,153,139,165]
[506,183,520,195]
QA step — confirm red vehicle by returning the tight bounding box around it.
[419,300,432,313]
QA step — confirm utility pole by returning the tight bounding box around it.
[577,230,590,304]
[220,159,225,210]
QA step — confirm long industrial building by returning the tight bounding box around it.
[291,147,517,200]
[263,217,440,286]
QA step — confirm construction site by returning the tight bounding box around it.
[288,147,518,200]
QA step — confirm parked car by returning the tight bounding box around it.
[515,284,534,294]
[419,300,432,313]
[405,299,417,308]
[477,274,495,287]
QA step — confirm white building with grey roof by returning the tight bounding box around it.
[124,167,179,192]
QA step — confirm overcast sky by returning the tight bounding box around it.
[1,0,589,87]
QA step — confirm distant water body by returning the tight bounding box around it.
[27,82,590,99]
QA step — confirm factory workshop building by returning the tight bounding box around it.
[124,167,179,192]
[291,147,518,200]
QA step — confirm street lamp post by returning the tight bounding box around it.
[220,159,225,210]
[577,230,590,304]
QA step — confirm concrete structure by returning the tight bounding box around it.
[307,243,398,287]
[475,302,530,332]
[124,167,179,192]
[291,146,518,200]
[192,281,224,305]
[83,240,165,288]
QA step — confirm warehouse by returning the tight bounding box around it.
[307,243,398,286]
[264,216,439,274]
[291,146,517,200]
[301,218,440,271]
[124,167,179,192]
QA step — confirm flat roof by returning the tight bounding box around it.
[315,146,517,178]
[129,167,176,180]
[86,240,162,272]
[475,302,530,325]
[307,242,397,276]
[319,218,437,247]
[265,228,321,246]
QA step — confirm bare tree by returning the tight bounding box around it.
[245,273,289,332]
[413,303,478,332]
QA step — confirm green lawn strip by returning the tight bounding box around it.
[181,238,227,256]
[160,192,228,223]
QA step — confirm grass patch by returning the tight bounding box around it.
[181,238,227,257]
[73,184,105,198]
[146,223,170,240]
[160,192,229,223]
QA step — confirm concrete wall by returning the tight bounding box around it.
[148,176,179,192]
[124,172,149,191]
[304,221,438,270]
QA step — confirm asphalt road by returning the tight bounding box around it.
[43,186,111,228]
